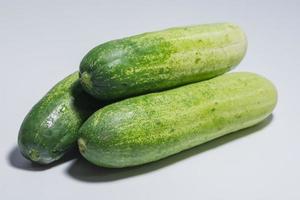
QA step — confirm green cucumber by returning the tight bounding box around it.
[18,72,103,164]
[78,72,277,168]
[80,23,247,100]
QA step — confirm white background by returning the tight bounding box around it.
[1,0,300,199]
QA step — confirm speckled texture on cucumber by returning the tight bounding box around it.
[78,72,277,168]
[18,72,104,164]
[80,23,247,100]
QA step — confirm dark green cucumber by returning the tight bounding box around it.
[18,72,103,164]
[80,23,247,100]
[78,72,277,168]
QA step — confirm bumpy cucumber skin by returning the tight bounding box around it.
[80,23,247,100]
[78,72,277,168]
[18,72,103,164]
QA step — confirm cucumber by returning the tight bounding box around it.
[78,72,277,168]
[80,23,247,100]
[18,72,103,164]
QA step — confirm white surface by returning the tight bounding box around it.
[1,0,300,199]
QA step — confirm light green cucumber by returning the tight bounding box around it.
[80,23,247,100]
[78,72,277,168]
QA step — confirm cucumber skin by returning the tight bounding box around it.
[18,72,103,164]
[78,72,277,168]
[80,23,247,100]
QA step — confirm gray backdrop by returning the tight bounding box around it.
[1,0,299,199]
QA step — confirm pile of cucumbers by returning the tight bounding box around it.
[18,23,277,168]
